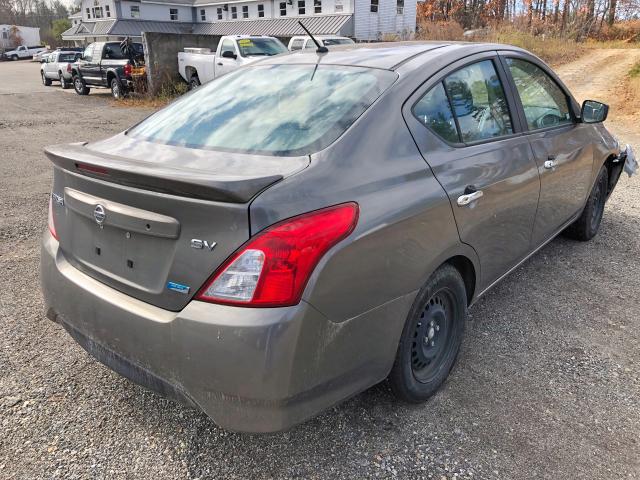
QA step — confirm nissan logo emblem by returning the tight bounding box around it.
[94,204,106,225]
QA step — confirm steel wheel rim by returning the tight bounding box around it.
[411,288,457,383]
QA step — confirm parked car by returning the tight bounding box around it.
[33,49,52,62]
[288,35,355,51]
[178,35,287,89]
[41,42,635,433]
[2,45,46,61]
[40,51,82,89]
[70,40,145,99]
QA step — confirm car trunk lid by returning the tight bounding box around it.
[46,136,309,311]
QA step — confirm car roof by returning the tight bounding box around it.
[261,41,528,71]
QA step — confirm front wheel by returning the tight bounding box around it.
[41,72,51,86]
[73,75,90,95]
[388,264,467,402]
[11,54,18,61]
[564,165,608,241]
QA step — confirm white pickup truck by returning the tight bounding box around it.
[2,45,47,61]
[178,35,287,89]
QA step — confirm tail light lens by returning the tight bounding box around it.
[66,63,71,73]
[196,203,359,307]
[48,196,58,240]
[123,63,132,76]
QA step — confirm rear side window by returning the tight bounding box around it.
[413,83,459,143]
[443,60,513,142]
[129,65,397,156]
[413,59,513,144]
[506,58,572,130]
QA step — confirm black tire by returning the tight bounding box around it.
[189,75,201,90]
[11,54,18,61]
[110,77,127,99]
[41,72,52,86]
[388,264,467,402]
[59,73,69,89]
[564,165,608,241]
[73,75,90,95]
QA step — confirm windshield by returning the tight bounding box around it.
[238,38,287,57]
[323,38,355,46]
[129,64,396,156]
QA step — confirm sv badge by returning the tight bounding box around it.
[191,239,217,251]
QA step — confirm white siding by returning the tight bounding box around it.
[195,0,352,21]
[354,0,413,40]
[119,0,193,21]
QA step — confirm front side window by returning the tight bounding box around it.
[506,58,572,130]
[130,65,397,156]
[258,4,265,16]
[130,5,140,17]
[298,0,305,14]
[279,2,287,15]
[82,44,93,62]
[413,83,459,143]
[242,5,249,18]
[220,39,236,56]
[170,8,178,20]
[200,9,206,20]
[231,6,237,18]
[217,7,223,19]
[370,0,378,12]
[443,60,513,142]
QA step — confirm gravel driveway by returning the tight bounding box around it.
[1,55,639,479]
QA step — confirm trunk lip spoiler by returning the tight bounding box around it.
[44,142,285,203]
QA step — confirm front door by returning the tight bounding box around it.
[80,43,103,85]
[499,53,594,246]
[216,39,240,77]
[404,53,541,290]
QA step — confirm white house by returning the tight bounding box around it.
[61,0,416,43]
[0,25,41,50]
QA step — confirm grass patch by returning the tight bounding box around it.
[116,79,189,109]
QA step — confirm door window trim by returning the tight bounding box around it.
[497,51,579,135]
[406,53,525,149]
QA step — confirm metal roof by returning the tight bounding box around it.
[92,20,118,35]
[109,20,194,36]
[192,14,353,36]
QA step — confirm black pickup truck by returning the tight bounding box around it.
[70,41,145,99]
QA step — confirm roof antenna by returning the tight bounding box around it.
[298,20,328,54]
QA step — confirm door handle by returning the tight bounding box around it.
[457,190,484,207]
[217,62,223,66]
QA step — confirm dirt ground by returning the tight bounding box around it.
[1,51,639,479]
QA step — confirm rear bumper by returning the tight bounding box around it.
[41,232,412,432]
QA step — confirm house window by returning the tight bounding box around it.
[334,0,343,12]
[130,5,140,17]
[279,2,286,15]
[105,5,110,17]
[200,8,206,20]
[1,31,7,39]
[258,4,264,16]
[170,8,178,20]
[217,7,223,19]
[92,7,103,18]
[231,6,237,18]
[314,0,321,13]
[242,5,248,17]
[298,0,305,14]
[396,0,403,14]
[86,7,90,18]
[370,0,378,12]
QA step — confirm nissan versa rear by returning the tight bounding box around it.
[41,43,630,433]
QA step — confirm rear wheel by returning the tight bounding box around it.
[110,77,127,99]
[189,75,201,90]
[41,72,52,86]
[59,73,69,89]
[564,165,608,241]
[388,264,467,402]
[73,75,90,95]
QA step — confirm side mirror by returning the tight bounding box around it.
[221,50,237,60]
[581,100,608,123]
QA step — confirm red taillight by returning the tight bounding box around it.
[123,63,132,76]
[76,163,109,176]
[66,63,71,73]
[196,203,359,307]
[48,196,58,240]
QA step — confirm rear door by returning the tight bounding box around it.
[404,52,541,290]
[499,52,594,246]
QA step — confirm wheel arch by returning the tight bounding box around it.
[185,66,198,80]
[444,255,477,306]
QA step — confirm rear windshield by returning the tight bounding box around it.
[238,38,287,57]
[129,64,396,156]
[59,53,78,62]
[104,42,144,59]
